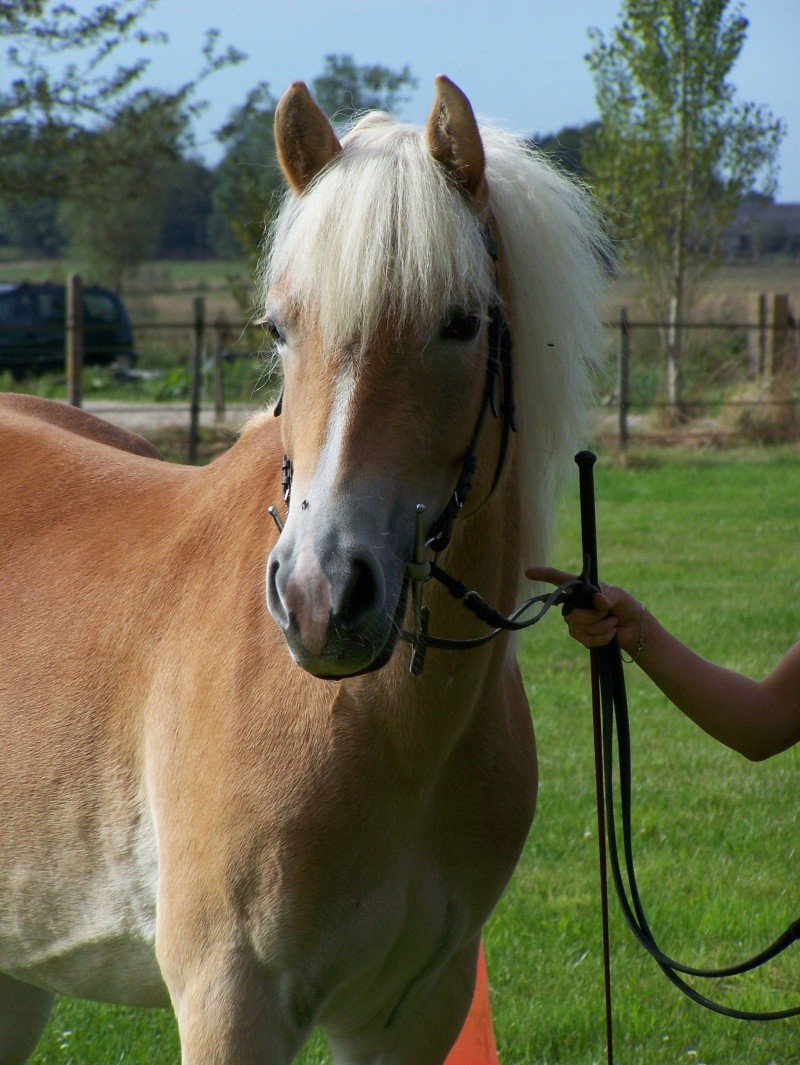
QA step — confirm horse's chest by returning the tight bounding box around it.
[274,859,463,1033]
[244,757,516,1031]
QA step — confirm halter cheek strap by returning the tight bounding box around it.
[424,230,516,553]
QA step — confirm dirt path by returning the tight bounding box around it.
[84,400,261,434]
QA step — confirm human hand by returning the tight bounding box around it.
[525,566,643,656]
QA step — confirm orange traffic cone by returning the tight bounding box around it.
[445,942,500,1065]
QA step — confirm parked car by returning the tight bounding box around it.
[0,282,137,379]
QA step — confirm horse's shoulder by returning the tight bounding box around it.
[0,394,164,460]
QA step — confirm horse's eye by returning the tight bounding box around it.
[440,312,482,343]
[263,317,286,345]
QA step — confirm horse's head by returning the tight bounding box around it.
[264,77,502,679]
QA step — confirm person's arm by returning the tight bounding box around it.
[527,565,800,761]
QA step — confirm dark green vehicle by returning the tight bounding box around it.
[0,281,137,379]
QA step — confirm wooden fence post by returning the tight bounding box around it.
[747,292,767,381]
[66,273,83,408]
[213,312,229,424]
[618,306,630,453]
[766,294,792,379]
[766,293,795,429]
[188,296,205,465]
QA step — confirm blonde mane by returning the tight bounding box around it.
[260,111,608,572]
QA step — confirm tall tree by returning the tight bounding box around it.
[158,158,216,258]
[585,0,785,410]
[211,83,281,267]
[531,122,600,180]
[1,3,243,280]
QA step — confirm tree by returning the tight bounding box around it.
[158,158,216,258]
[59,92,190,290]
[211,82,281,267]
[530,122,600,180]
[585,0,785,411]
[1,3,244,280]
[312,54,417,122]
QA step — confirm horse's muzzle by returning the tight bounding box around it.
[266,529,404,678]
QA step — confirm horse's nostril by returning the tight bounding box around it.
[266,556,289,628]
[336,558,382,631]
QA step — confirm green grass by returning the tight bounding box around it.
[26,447,800,1064]
[1,353,278,407]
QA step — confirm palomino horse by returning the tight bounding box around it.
[0,78,605,1064]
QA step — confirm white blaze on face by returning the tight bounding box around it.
[277,364,358,655]
[281,533,332,656]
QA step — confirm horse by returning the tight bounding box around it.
[0,77,606,1064]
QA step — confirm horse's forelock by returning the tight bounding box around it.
[261,116,493,355]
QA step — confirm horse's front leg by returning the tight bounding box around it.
[168,956,303,1064]
[327,938,481,1065]
[157,924,304,1065]
[0,973,55,1065]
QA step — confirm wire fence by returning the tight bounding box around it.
[598,297,799,451]
[2,281,798,461]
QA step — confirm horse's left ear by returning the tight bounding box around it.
[426,75,488,207]
[275,81,342,195]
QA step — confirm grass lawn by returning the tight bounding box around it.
[26,447,800,1065]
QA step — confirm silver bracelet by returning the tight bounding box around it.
[621,602,645,664]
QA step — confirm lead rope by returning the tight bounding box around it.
[575,451,800,1046]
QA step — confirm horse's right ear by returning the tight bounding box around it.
[275,82,342,195]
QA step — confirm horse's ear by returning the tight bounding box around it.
[426,75,488,206]
[275,81,342,195]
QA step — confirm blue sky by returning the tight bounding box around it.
[28,0,800,200]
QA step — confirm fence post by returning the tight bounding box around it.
[213,312,229,423]
[767,294,795,429]
[66,273,83,408]
[188,296,205,465]
[766,294,792,379]
[747,292,767,381]
[618,306,630,453]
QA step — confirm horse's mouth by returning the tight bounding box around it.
[287,581,410,680]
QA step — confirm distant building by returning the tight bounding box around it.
[721,201,800,259]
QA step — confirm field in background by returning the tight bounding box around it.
[607,259,800,322]
[25,446,800,1065]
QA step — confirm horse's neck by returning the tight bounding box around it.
[200,417,285,533]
